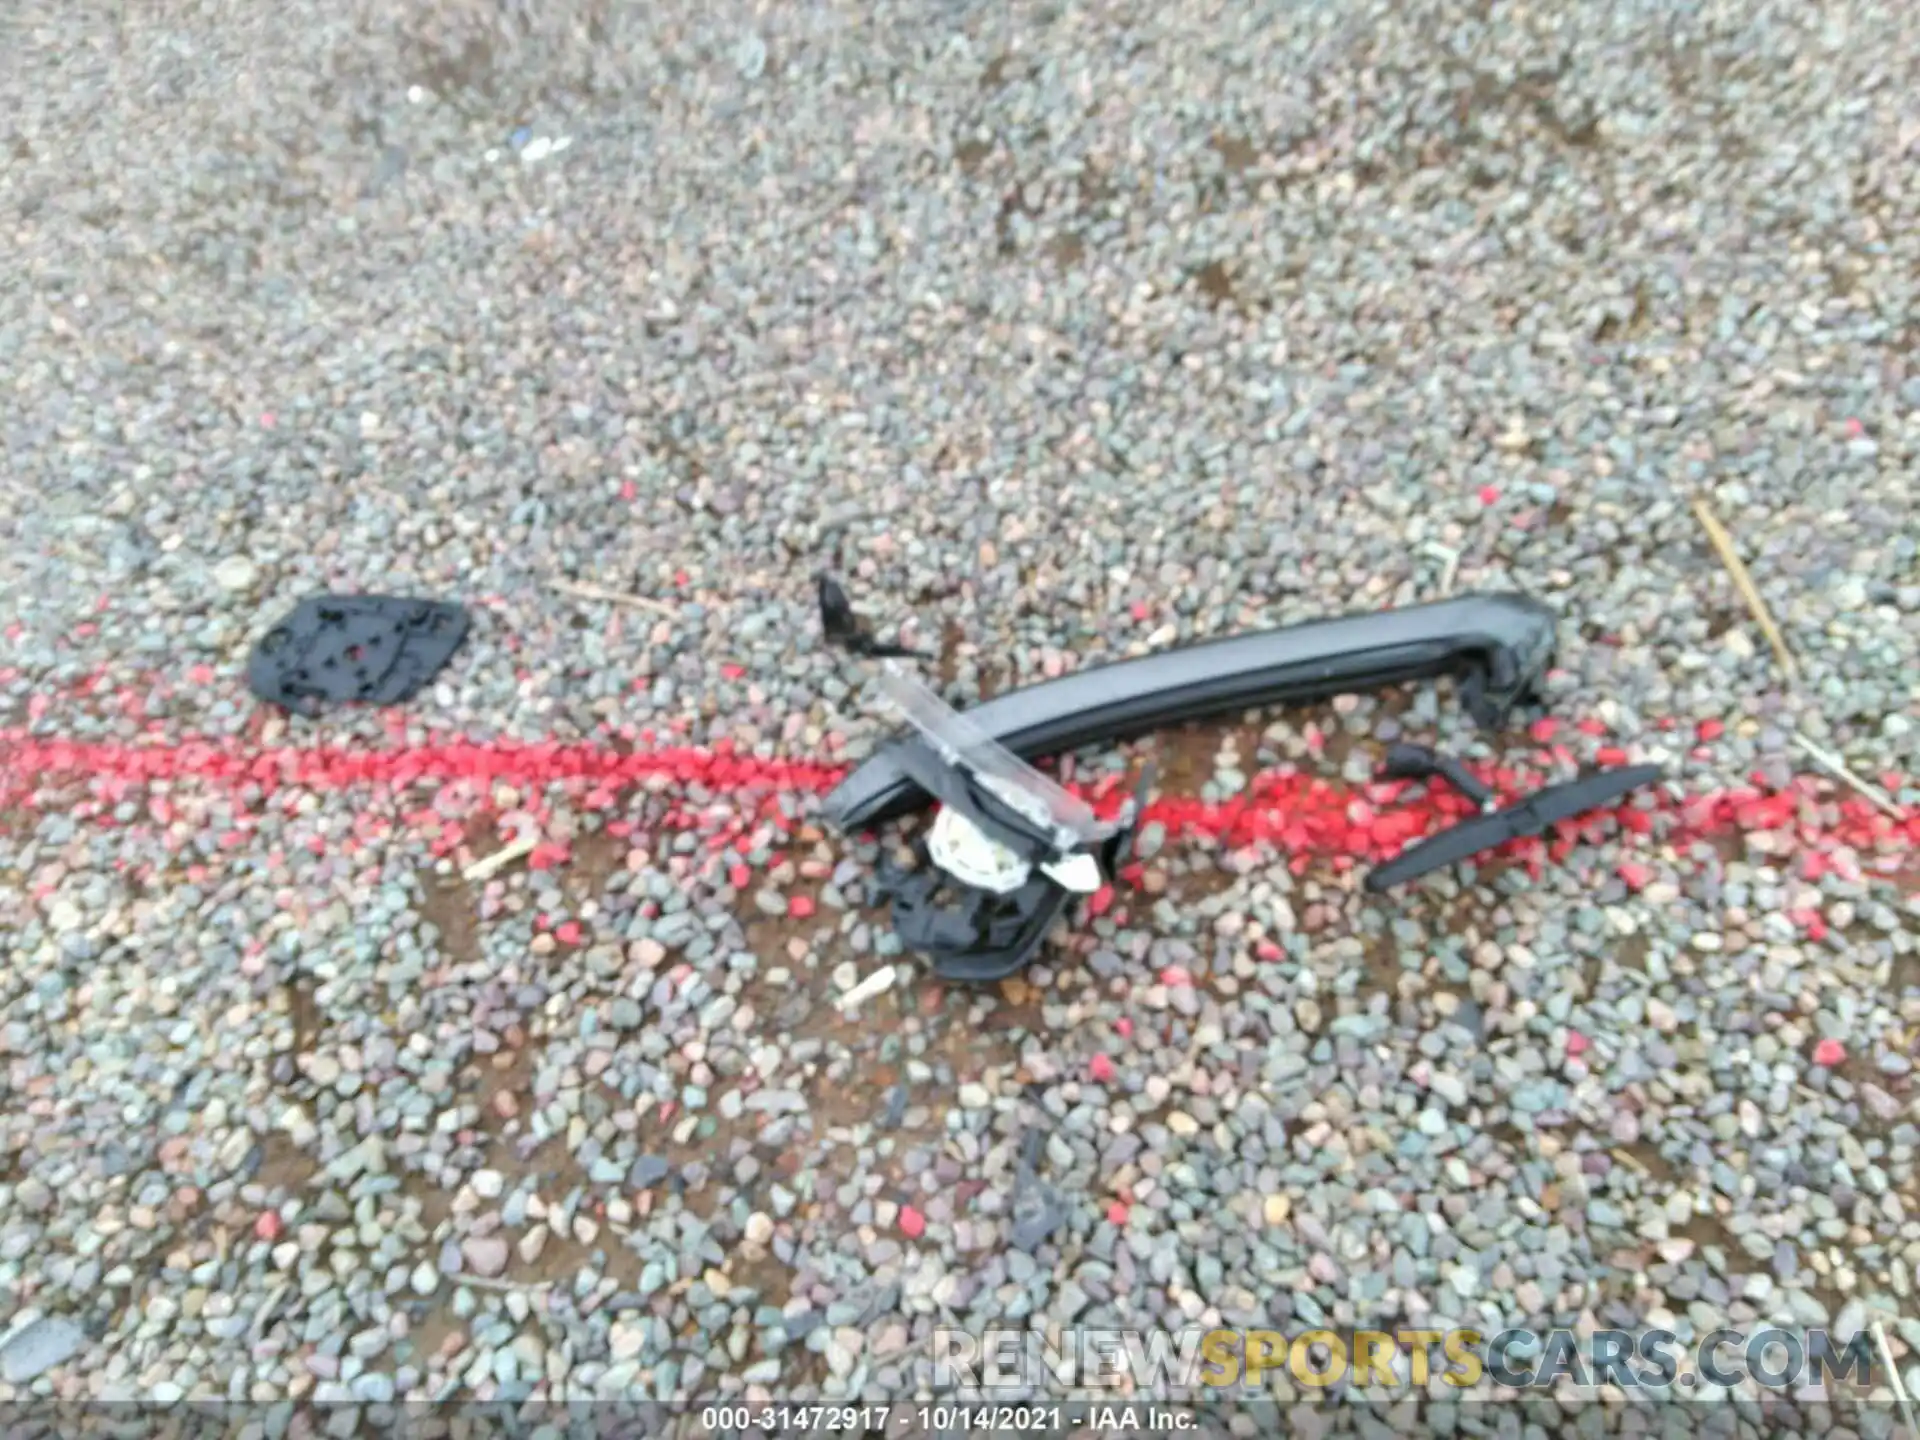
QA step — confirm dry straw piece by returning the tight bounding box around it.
[1689,492,1800,686]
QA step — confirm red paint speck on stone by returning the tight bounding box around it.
[1089,1053,1115,1082]
[1596,746,1628,766]
[1529,717,1559,742]
[1114,1017,1133,1039]
[722,664,746,681]
[1813,1038,1845,1067]
[1697,718,1725,741]
[1478,485,1500,505]
[1130,601,1151,621]
[620,480,637,501]
[556,921,583,945]
[1618,862,1653,891]
[1107,1201,1129,1226]
[788,895,815,919]
[254,1211,284,1241]
[899,1205,926,1238]
[1565,1031,1590,1058]
[1577,718,1607,737]
[1792,908,1830,941]
[1087,885,1114,918]
[729,863,751,889]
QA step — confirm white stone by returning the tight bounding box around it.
[213,556,258,592]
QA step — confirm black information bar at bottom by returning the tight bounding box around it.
[0,1398,1901,1440]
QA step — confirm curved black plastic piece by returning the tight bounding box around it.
[1364,763,1664,893]
[817,573,928,659]
[1380,742,1497,810]
[826,593,1556,831]
[248,594,469,718]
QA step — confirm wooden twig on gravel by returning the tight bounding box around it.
[1690,493,1908,819]
[548,578,675,616]
[1690,493,1801,686]
[1794,732,1907,820]
[462,832,539,883]
[1873,1320,1919,1440]
[1610,1148,1651,1177]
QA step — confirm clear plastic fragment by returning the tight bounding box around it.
[870,663,1114,849]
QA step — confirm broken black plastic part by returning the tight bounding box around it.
[1009,1124,1069,1253]
[825,593,1556,832]
[876,764,1154,983]
[1364,763,1665,893]
[888,739,1071,864]
[247,595,469,718]
[872,860,1066,983]
[1379,742,1496,810]
[817,573,928,659]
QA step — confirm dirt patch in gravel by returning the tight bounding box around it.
[415,867,483,971]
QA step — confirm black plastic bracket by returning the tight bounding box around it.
[1378,742,1497,811]
[247,594,469,717]
[875,765,1153,983]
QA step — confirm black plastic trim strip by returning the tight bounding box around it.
[1364,763,1664,892]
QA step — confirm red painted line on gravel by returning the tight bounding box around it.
[3,732,1915,890]
[0,733,847,798]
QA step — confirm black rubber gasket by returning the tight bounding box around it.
[247,594,469,717]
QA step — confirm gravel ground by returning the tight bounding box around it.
[2,0,1919,1423]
